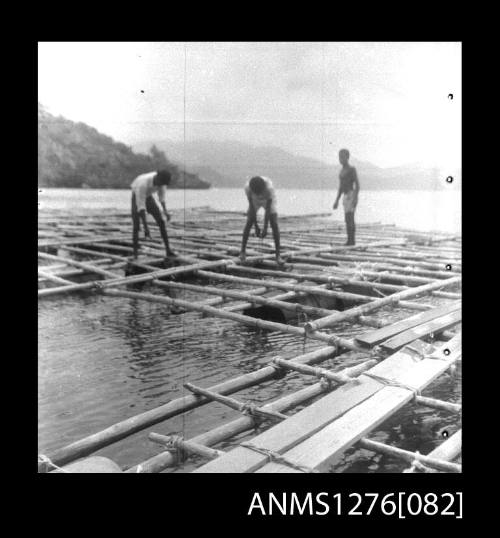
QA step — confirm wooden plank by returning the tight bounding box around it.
[355,301,461,347]
[257,335,461,472]
[380,310,461,352]
[194,344,431,473]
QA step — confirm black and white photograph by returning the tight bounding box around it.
[38,42,461,482]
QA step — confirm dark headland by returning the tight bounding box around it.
[38,104,210,190]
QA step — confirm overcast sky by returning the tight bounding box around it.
[38,42,461,169]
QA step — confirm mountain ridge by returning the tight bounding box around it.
[133,139,460,191]
[38,105,210,189]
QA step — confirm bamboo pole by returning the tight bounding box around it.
[153,280,337,318]
[403,430,461,473]
[39,280,102,297]
[38,252,129,297]
[38,252,122,279]
[289,255,459,279]
[390,244,462,257]
[38,346,339,471]
[62,245,135,262]
[374,245,462,264]
[101,259,235,287]
[38,264,150,298]
[227,264,461,299]
[283,227,455,243]
[351,262,460,280]
[304,276,461,333]
[102,287,362,349]
[66,249,300,314]
[263,238,407,260]
[229,265,404,292]
[272,358,355,385]
[148,434,225,461]
[38,270,74,287]
[38,258,235,298]
[193,285,444,334]
[38,233,128,248]
[38,257,114,273]
[198,286,272,309]
[221,290,298,313]
[199,269,389,305]
[183,383,289,422]
[38,263,120,282]
[199,270,432,312]
[38,257,132,297]
[127,359,376,473]
[259,259,457,287]
[414,395,461,414]
[161,234,405,263]
[357,438,461,473]
[78,241,138,255]
[318,252,462,273]
[178,237,411,267]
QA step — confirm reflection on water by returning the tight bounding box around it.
[38,284,461,472]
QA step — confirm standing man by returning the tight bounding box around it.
[333,149,360,246]
[239,176,284,265]
[131,169,176,259]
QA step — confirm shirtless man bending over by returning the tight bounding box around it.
[239,175,284,265]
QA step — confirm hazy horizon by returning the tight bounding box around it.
[131,136,462,174]
[38,42,461,171]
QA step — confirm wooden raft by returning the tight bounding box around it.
[195,335,461,473]
[38,207,461,473]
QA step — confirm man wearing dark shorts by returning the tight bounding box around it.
[333,149,360,246]
[131,169,176,259]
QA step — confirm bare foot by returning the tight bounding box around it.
[276,255,285,266]
[238,252,246,263]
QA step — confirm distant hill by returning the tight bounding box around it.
[38,105,210,189]
[134,139,460,191]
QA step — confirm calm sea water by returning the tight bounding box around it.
[38,187,461,234]
[38,188,461,472]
